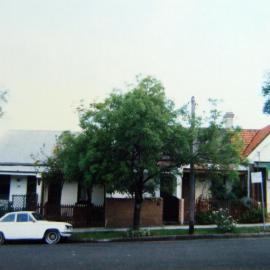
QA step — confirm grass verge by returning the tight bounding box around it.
[71,226,270,241]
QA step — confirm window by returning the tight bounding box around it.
[1,213,15,222]
[32,212,44,221]
[17,213,29,222]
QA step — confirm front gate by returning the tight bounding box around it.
[162,195,179,224]
[12,194,37,210]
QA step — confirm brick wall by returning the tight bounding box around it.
[105,198,163,228]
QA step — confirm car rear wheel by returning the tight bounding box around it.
[44,230,61,245]
[0,232,5,245]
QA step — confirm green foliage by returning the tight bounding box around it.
[78,76,190,229]
[209,171,243,200]
[42,131,81,183]
[160,173,177,195]
[238,208,265,224]
[262,74,270,114]
[196,211,213,225]
[79,76,186,196]
[211,208,237,232]
[42,75,244,229]
[72,226,270,241]
[180,99,244,172]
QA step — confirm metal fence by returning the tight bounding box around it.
[0,202,105,228]
[196,198,260,219]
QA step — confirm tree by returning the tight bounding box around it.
[42,131,86,205]
[181,98,244,234]
[79,76,188,229]
[43,76,244,232]
[262,74,270,114]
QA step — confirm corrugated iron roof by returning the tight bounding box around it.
[0,130,62,165]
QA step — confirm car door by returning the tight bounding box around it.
[14,213,39,239]
[0,213,16,239]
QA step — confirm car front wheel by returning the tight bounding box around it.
[0,232,5,245]
[44,230,61,245]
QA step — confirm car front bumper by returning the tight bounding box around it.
[60,231,73,237]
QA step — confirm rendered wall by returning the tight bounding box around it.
[9,176,27,201]
[248,134,270,163]
[61,182,78,204]
[92,185,104,206]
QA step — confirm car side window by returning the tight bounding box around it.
[1,213,15,222]
[17,213,29,222]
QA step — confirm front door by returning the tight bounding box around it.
[160,173,179,224]
[0,175,10,201]
[26,176,37,209]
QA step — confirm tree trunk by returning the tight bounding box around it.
[189,162,195,234]
[189,96,196,234]
[133,181,143,230]
[86,186,92,205]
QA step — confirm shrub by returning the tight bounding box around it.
[211,208,236,232]
[238,208,265,224]
[196,211,213,225]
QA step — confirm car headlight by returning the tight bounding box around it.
[65,225,73,230]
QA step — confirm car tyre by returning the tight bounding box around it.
[44,230,61,245]
[0,232,5,245]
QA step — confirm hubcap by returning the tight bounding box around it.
[49,233,56,240]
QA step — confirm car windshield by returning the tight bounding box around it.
[32,212,45,221]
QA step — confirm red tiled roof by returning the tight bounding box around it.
[242,125,270,157]
[240,129,258,150]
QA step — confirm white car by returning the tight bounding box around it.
[0,211,73,244]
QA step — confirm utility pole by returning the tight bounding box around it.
[189,96,196,234]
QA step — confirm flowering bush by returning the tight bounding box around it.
[211,208,236,232]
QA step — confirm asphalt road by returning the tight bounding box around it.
[1,237,270,270]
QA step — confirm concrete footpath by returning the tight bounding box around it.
[73,223,270,233]
[70,223,270,243]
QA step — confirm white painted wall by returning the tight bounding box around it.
[195,180,211,200]
[106,192,131,199]
[247,134,270,213]
[61,182,78,205]
[248,134,270,163]
[175,174,182,199]
[43,183,48,204]
[154,187,160,198]
[9,176,27,201]
[267,180,270,214]
[92,185,104,206]
[36,181,42,204]
[107,191,160,199]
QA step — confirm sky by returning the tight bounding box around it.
[1,0,270,131]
